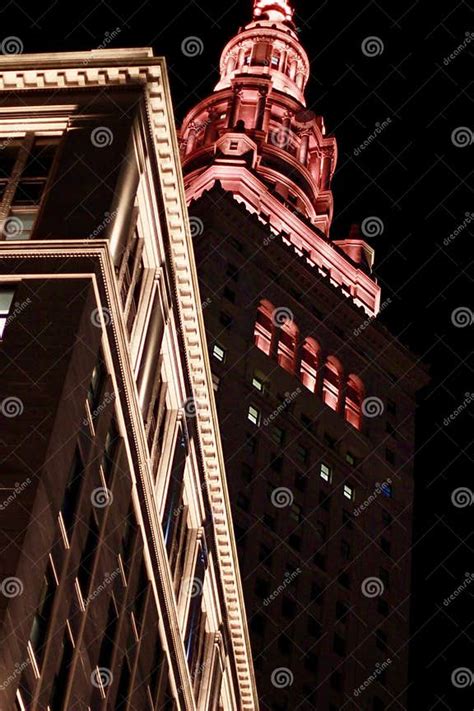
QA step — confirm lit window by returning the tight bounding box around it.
[252,375,264,392]
[343,484,354,500]
[212,373,220,392]
[248,405,260,426]
[320,463,332,483]
[212,344,226,362]
[0,286,15,338]
[345,452,355,466]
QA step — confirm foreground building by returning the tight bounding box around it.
[179,0,428,709]
[0,50,258,710]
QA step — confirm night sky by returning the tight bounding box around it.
[2,0,472,707]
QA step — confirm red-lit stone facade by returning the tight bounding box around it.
[180,1,428,710]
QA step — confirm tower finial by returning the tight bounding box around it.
[252,0,294,24]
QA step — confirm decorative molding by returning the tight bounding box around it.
[0,50,258,711]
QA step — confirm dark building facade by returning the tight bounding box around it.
[179,1,429,709]
[0,50,257,710]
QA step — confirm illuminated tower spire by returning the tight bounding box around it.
[179,0,381,316]
[252,0,295,25]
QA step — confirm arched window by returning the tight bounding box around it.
[322,356,343,412]
[300,337,320,392]
[345,374,364,430]
[276,317,298,373]
[254,299,275,355]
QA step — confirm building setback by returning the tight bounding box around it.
[179,0,429,709]
[0,50,258,710]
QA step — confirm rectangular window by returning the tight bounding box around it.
[226,262,239,281]
[223,286,235,303]
[2,137,58,242]
[162,428,188,554]
[185,545,207,664]
[272,426,284,444]
[290,502,302,523]
[0,285,15,339]
[29,564,56,661]
[212,344,226,362]
[386,448,396,465]
[343,484,354,501]
[102,420,119,483]
[247,405,260,426]
[375,630,387,651]
[296,444,309,463]
[211,373,220,392]
[345,452,355,466]
[87,354,106,413]
[49,626,74,711]
[320,463,332,482]
[62,449,84,535]
[252,375,264,392]
[219,312,232,328]
[77,514,99,597]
